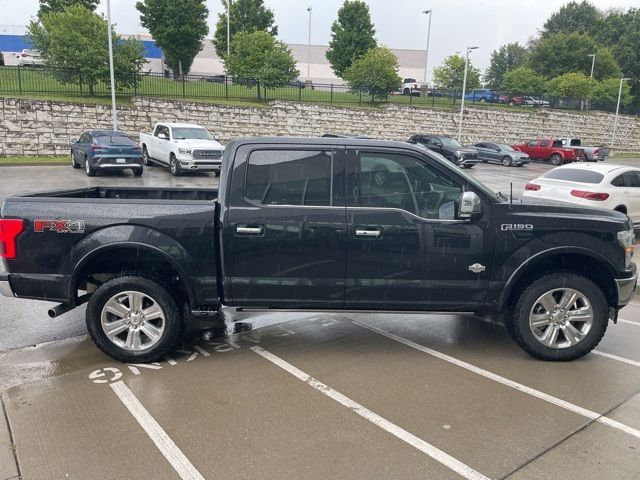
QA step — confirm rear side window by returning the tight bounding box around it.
[543,169,604,184]
[612,171,640,187]
[245,150,333,206]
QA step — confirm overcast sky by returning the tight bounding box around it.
[2,0,639,72]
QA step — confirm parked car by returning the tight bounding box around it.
[523,163,640,224]
[409,134,479,168]
[17,49,43,66]
[1,137,636,363]
[400,78,421,96]
[140,123,224,176]
[204,74,226,84]
[556,138,610,162]
[0,51,4,66]
[464,89,499,103]
[512,138,584,165]
[523,96,550,107]
[71,130,143,177]
[468,142,530,167]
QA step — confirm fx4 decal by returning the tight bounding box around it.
[34,219,86,234]
[501,224,534,231]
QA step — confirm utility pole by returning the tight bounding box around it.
[457,46,478,143]
[422,9,432,85]
[227,0,231,57]
[611,77,631,147]
[106,0,117,130]
[307,6,312,79]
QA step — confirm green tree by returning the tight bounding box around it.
[213,0,278,60]
[541,1,603,37]
[28,4,145,95]
[590,78,632,106]
[501,67,545,94]
[136,0,208,77]
[484,43,528,89]
[224,30,298,99]
[528,33,620,80]
[433,54,481,94]
[343,47,401,102]
[37,0,98,17]
[326,0,377,78]
[546,72,593,98]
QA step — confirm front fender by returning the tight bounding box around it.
[64,225,195,304]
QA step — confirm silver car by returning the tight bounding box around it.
[469,142,531,167]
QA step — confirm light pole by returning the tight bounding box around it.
[422,9,432,85]
[307,6,312,79]
[588,53,595,79]
[105,0,117,130]
[226,0,231,57]
[611,77,631,147]
[457,46,478,143]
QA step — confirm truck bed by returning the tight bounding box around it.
[17,186,218,202]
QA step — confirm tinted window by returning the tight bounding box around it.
[612,171,640,187]
[527,140,537,147]
[475,143,487,148]
[172,128,213,140]
[96,135,136,145]
[543,169,604,184]
[540,140,550,147]
[246,150,333,206]
[79,133,92,143]
[352,152,463,220]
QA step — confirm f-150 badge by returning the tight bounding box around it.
[501,224,533,231]
[34,219,85,234]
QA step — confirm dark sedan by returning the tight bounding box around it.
[71,130,143,177]
[468,142,531,167]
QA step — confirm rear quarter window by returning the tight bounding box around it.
[543,169,604,184]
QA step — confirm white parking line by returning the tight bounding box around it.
[352,320,640,441]
[593,350,640,368]
[618,318,640,327]
[110,380,205,480]
[250,345,490,480]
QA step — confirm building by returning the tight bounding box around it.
[0,25,427,85]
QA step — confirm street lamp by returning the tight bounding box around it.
[105,0,117,130]
[457,46,478,143]
[307,6,312,79]
[226,0,231,57]
[588,53,595,79]
[422,9,432,85]
[611,77,631,147]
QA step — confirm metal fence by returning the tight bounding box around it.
[0,65,636,115]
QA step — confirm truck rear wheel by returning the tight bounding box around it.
[86,275,183,363]
[506,272,608,361]
[550,154,562,166]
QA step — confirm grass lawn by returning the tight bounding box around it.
[0,156,69,165]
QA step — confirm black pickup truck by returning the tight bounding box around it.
[0,138,637,363]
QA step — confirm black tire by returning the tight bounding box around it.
[142,146,153,166]
[550,154,563,166]
[86,275,183,363]
[506,272,608,361]
[71,151,81,169]
[502,156,512,167]
[133,167,143,177]
[444,153,456,164]
[462,164,473,169]
[170,154,181,176]
[403,88,410,96]
[85,156,96,177]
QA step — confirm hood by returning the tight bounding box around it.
[456,147,477,155]
[512,196,629,225]
[173,138,224,150]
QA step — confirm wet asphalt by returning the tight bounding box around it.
[1,158,639,480]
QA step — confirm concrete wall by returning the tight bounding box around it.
[0,96,638,156]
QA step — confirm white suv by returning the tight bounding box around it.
[17,49,43,66]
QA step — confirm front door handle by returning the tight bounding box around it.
[355,228,382,238]
[235,225,264,235]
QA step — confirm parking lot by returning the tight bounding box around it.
[1,159,640,480]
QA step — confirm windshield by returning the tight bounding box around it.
[441,137,462,148]
[172,127,213,140]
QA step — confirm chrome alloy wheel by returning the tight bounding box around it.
[528,288,593,349]
[100,291,166,351]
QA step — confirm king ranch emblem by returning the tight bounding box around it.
[34,219,85,234]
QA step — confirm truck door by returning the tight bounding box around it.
[344,147,493,310]
[151,125,169,162]
[224,145,347,308]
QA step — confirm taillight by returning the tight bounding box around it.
[594,148,599,155]
[91,144,107,150]
[0,219,25,260]
[525,183,541,191]
[570,190,609,201]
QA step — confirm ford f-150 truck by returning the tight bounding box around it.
[139,123,224,176]
[0,138,636,363]
[513,138,585,165]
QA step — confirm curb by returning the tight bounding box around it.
[0,162,68,167]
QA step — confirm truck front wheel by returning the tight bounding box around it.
[86,275,183,363]
[506,272,608,361]
[170,154,181,176]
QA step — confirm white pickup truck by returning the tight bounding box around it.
[139,123,225,176]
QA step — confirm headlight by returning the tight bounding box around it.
[618,229,636,268]
[178,148,193,155]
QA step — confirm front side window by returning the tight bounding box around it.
[540,140,550,147]
[441,137,462,148]
[245,150,334,206]
[351,152,463,220]
[527,140,537,147]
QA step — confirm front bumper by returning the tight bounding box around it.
[513,157,530,166]
[0,272,14,297]
[615,265,638,307]
[178,160,222,171]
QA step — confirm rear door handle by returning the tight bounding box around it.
[355,228,382,238]
[235,225,264,235]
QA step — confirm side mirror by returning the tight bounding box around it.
[158,133,167,140]
[459,191,482,219]
[71,139,78,144]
